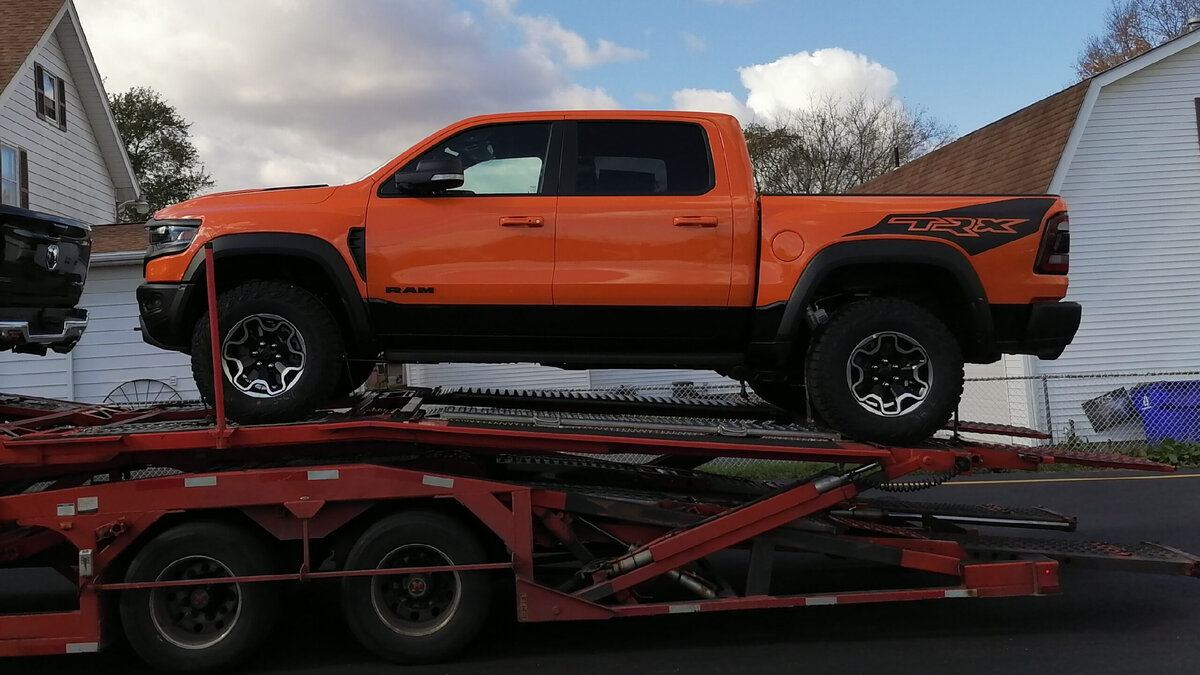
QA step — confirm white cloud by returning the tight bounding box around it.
[682,32,707,52]
[481,0,647,69]
[633,92,659,104]
[672,89,751,122]
[75,0,623,191]
[672,47,899,123]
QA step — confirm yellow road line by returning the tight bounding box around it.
[949,472,1200,486]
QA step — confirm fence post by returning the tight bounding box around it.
[1041,375,1053,442]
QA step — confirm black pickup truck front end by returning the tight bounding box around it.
[0,205,91,355]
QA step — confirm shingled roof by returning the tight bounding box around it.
[91,223,146,254]
[0,0,65,95]
[851,80,1091,194]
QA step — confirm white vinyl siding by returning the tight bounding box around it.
[1038,42,1200,440]
[0,30,115,224]
[0,263,196,403]
[404,363,591,390]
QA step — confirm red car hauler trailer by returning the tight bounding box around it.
[1,250,1196,671]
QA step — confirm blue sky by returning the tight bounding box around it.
[494,0,1110,136]
[79,0,1114,189]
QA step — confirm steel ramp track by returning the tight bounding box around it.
[961,535,1200,576]
[422,387,788,420]
[843,498,1077,531]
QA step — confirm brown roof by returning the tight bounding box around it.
[0,0,64,94]
[851,80,1091,194]
[91,223,145,254]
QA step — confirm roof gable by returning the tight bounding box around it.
[851,81,1090,195]
[0,0,138,202]
[852,27,1200,196]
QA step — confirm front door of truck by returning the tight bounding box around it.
[552,119,736,351]
[365,121,560,352]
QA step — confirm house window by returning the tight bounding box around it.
[33,63,66,130]
[0,144,29,208]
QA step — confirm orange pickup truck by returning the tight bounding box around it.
[136,110,1079,443]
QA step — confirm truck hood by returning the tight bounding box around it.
[153,184,339,219]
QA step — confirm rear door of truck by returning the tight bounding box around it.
[552,117,738,352]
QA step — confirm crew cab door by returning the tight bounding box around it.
[553,119,736,349]
[364,121,560,351]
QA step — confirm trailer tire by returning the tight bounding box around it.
[341,511,492,664]
[119,521,279,673]
[805,297,963,444]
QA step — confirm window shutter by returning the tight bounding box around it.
[56,77,66,130]
[18,150,29,209]
[34,64,45,119]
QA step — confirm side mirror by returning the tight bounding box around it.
[394,156,465,194]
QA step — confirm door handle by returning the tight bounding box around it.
[500,216,545,228]
[673,216,718,228]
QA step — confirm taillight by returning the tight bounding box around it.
[1036,212,1069,274]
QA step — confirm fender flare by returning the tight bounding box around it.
[774,239,994,359]
[183,232,376,356]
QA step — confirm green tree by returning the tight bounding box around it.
[744,94,954,195]
[108,86,214,220]
[1077,0,1200,78]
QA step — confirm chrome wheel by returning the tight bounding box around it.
[220,314,306,398]
[371,544,461,637]
[149,555,242,650]
[845,331,932,417]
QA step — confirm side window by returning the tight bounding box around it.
[571,122,714,196]
[386,122,552,196]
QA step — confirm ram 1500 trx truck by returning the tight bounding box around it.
[1,204,90,355]
[136,111,1080,443]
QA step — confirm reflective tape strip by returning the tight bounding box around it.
[56,503,75,517]
[184,476,217,488]
[944,589,974,599]
[65,642,99,653]
[76,497,99,514]
[807,596,838,606]
[307,470,339,481]
[422,475,454,488]
[669,604,701,614]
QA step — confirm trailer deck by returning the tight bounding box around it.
[2,385,1196,669]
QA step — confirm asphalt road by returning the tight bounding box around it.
[16,470,1200,675]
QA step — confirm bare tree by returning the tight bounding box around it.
[1077,0,1200,78]
[744,94,954,195]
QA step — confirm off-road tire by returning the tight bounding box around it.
[119,521,280,673]
[805,297,963,444]
[341,511,492,664]
[191,280,344,424]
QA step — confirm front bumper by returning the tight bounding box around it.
[137,282,197,352]
[0,307,88,355]
[992,301,1082,360]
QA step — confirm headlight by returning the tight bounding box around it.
[145,219,201,259]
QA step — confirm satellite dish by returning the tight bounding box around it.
[104,379,183,405]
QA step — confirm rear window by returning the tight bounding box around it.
[570,122,714,196]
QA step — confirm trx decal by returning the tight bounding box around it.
[845,197,1057,255]
[880,216,1027,237]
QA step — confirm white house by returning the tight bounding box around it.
[0,0,196,403]
[856,28,1200,442]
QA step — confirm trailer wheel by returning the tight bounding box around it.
[805,297,963,444]
[341,511,492,664]
[191,279,345,424]
[119,521,279,673]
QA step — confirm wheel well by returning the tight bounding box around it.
[182,255,362,357]
[807,263,978,357]
[104,508,279,583]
